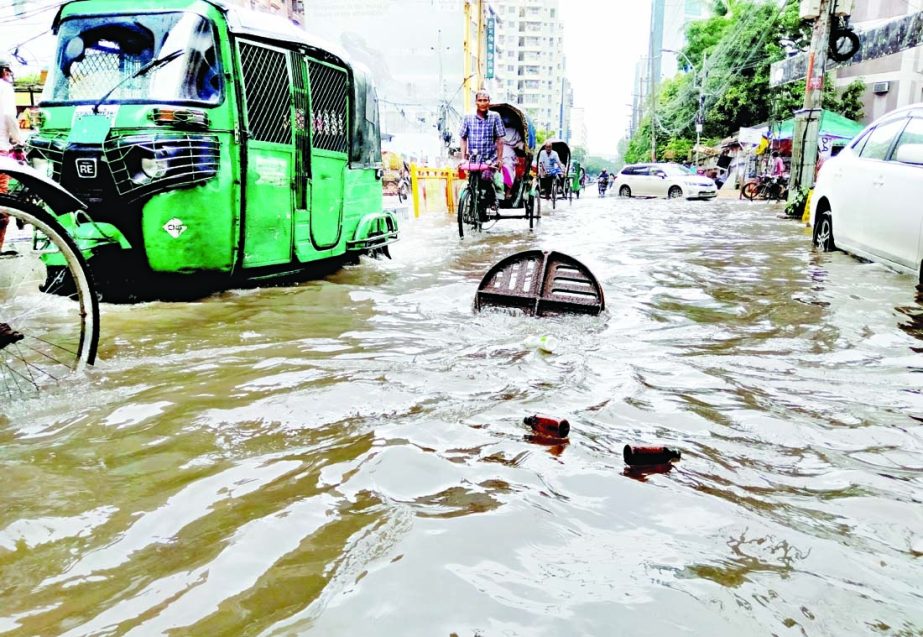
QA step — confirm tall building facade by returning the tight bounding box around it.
[835,0,923,124]
[631,0,709,135]
[490,0,573,138]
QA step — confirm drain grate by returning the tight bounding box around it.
[475,250,604,316]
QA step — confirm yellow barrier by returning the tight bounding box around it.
[410,164,457,217]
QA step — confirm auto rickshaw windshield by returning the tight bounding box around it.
[43,12,223,106]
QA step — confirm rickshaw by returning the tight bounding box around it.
[537,138,571,209]
[22,0,398,300]
[456,103,538,239]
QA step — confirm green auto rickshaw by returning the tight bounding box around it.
[28,0,397,298]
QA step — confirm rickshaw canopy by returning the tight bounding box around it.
[542,139,571,171]
[490,103,536,157]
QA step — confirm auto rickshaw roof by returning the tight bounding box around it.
[54,0,353,70]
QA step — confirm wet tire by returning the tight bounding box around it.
[619,185,631,198]
[0,195,100,397]
[742,181,760,200]
[668,186,683,199]
[813,210,835,252]
[457,189,470,239]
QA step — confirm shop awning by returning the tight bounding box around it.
[768,110,864,141]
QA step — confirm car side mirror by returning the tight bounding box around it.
[895,143,923,166]
[656,172,666,179]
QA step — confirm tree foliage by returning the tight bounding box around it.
[623,0,865,165]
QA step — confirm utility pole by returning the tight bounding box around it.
[789,0,834,200]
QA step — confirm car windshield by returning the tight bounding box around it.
[659,164,693,176]
[43,12,222,106]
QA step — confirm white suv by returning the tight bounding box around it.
[809,103,923,282]
[614,163,717,200]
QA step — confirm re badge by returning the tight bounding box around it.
[163,218,187,239]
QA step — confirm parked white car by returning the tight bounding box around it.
[614,163,717,200]
[809,103,923,282]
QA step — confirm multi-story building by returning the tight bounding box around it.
[835,0,923,124]
[630,0,709,135]
[490,0,572,138]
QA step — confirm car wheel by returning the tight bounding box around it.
[619,185,631,198]
[668,186,683,199]
[813,210,835,252]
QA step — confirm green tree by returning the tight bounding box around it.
[625,0,865,163]
[535,129,557,145]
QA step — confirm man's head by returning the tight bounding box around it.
[475,90,489,114]
[771,151,779,158]
[543,141,552,151]
[0,59,13,83]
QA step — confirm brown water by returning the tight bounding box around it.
[2,197,922,636]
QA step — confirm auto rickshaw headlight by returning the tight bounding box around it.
[140,155,167,180]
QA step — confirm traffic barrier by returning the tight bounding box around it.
[410,164,457,218]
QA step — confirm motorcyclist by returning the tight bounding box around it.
[597,169,609,196]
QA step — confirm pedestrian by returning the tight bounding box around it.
[0,58,23,256]
[534,141,562,198]
[770,151,785,177]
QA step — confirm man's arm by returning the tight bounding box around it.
[460,137,468,159]
[496,138,503,164]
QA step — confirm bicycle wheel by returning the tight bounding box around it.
[741,181,760,201]
[0,195,99,398]
[457,188,470,238]
[552,180,557,210]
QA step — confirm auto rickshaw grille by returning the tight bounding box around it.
[26,134,68,182]
[239,43,292,145]
[307,61,348,155]
[103,133,220,201]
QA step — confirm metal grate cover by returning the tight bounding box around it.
[308,61,348,154]
[239,42,292,145]
[475,250,605,316]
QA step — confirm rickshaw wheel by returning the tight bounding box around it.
[0,195,100,398]
[525,195,534,230]
[551,182,557,210]
[457,189,470,238]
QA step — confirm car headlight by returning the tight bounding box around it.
[30,157,53,178]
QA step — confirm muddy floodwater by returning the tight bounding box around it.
[2,195,922,636]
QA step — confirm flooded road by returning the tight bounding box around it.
[2,195,922,636]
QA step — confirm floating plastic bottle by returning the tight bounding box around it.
[524,414,570,438]
[623,445,681,466]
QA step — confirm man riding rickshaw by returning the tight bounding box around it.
[455,96,538,238]
[534,139,571,208]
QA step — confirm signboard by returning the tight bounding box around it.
[738,127,765,145]
[485,14,495,80]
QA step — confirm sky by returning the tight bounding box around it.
[559,0,652,156]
